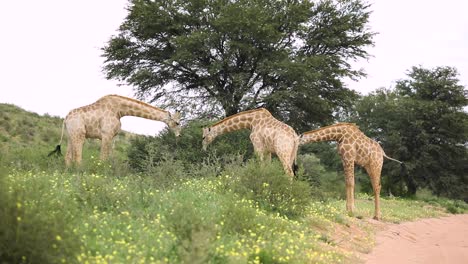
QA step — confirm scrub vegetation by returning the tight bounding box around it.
[1,104,465,264]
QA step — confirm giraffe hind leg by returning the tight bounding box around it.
[65,143,73,167]
[366,165,382,220]
[72,136,85,166]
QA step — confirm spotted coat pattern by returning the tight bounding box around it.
[202,108,299,177]
[63,95,181,166]
[300,123,402,220]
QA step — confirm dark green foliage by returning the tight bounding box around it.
[354,66,468,200]
[103,0,374,130]
[296,153,365,200]
[127,120,254,172]
[299,141,343,172]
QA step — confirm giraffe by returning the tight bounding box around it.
[202,108,299,177]
[299,123,403,220]
[54,94,181,166]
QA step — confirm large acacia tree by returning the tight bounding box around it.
[103,0,374,129]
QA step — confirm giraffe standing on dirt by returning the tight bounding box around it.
[202,108,299,177]
[299,123,403,220]
[54,94,181,166]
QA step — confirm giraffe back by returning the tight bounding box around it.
[337,125,384,167]
[65,96,122,139]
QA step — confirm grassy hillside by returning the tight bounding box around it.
[0,103,135,171]
[0,104,466,264]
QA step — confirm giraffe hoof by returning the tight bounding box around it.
[373,216,381,221]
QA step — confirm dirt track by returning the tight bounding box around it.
[364,214,468,264]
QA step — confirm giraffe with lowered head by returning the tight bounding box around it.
[52,94,181,166]
[299,123,403,220]
[202,108,299,177]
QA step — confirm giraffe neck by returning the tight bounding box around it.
[300,123,357,144]
[209,108,271,138]
[107,95,170,121]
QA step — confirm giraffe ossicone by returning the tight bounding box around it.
[202,108,299,177]
[54,94,181,166]
[300,123,403,220]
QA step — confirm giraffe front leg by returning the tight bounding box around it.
[252,141,267,162]
[277,153,294,179]
[100,136,113,161]
[342,161,356,214]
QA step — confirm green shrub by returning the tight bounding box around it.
[221,197,260,234]
[299,142,342,172]
[0,173,81,264]
[224,160,311,218]
[415,188,468,214]
[126,120,254,172]
[296,153,348,200]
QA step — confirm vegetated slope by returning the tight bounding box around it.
[0,104,63,148]
[0,103,137,168]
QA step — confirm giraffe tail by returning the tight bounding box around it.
[292,136,300,177]
[293,161,298,177]
[48,121,65,157]
[383,152,403,164]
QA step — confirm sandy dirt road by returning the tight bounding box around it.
[364,214,468,264]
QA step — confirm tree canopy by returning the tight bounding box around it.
[354,66,468,200]
[103,0,374,129]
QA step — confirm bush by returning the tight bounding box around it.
[296,154,348,200]
[223,159,311,218]
[299,142,342,171]
[126,120,254,172]
[416,188,468,214]
[0,173,81,264]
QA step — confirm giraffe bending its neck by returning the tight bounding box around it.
[202,108,299,177]
[300,123,402,220]
[60,94,181,166]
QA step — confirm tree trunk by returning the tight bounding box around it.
[405,173,417,196]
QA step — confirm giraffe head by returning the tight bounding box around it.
[202,127,215,151]
[165,111,182,137]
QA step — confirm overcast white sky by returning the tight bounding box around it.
[1,0,467,135]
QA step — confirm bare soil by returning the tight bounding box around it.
[363,214,468,264]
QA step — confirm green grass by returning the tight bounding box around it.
[2,159,461,264]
